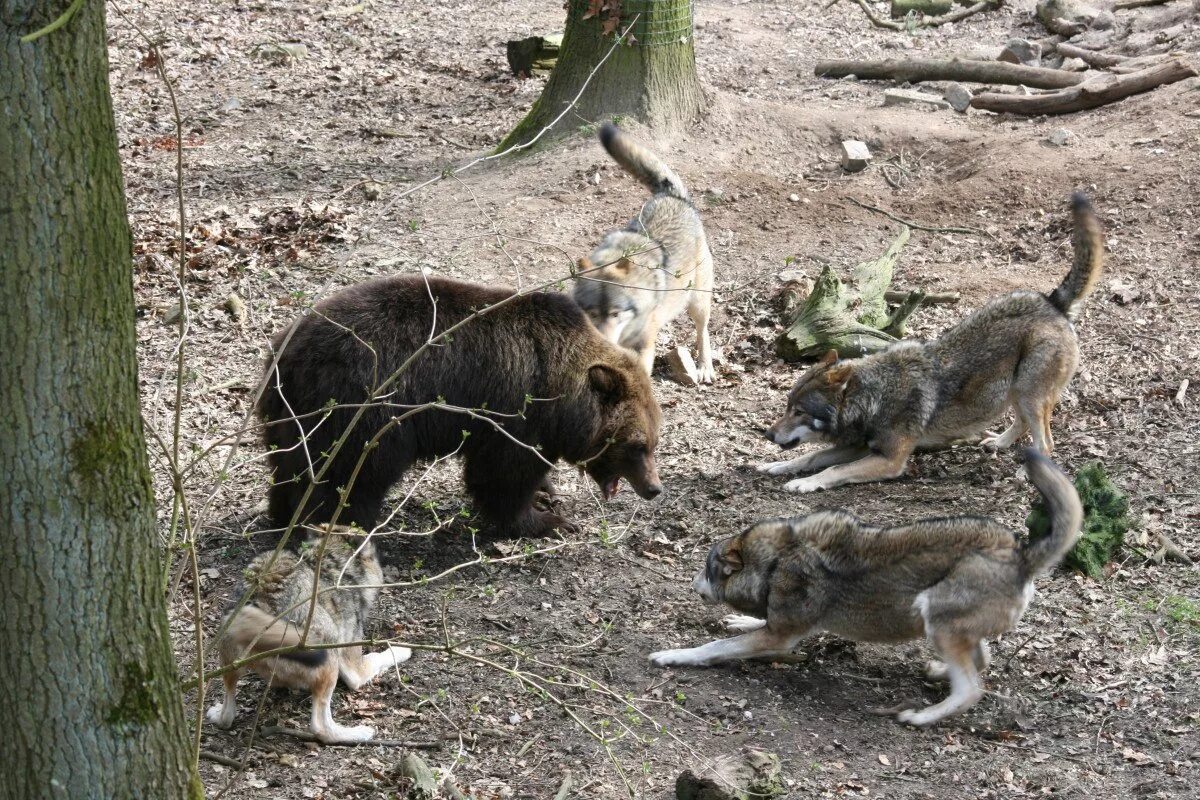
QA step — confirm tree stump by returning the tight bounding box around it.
[776,227,928,361]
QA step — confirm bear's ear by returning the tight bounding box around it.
[824,361,853,389]
[576,256,594,275]
[588,364,626,404]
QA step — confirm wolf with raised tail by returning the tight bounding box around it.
[573,122,716,383]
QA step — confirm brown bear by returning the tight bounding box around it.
[258,274,663,536]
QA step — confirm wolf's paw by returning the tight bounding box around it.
[924,660,950,682]
[206,702,236,729]
[320,724,375,744]
[696,361,716,385]
[784,476,824,493]
[896,707,946,728]
[648,648,707,668]
[757,459,802,476]
[722,614,767,634]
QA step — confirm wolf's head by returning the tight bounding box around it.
[764,349,853,449]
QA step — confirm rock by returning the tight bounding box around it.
[787,193,800,202]
[1047,128,1077,146]
[362,181,384,200]
[1037,0,1098,36]
[589,172,601,186]
[220,96,243,113]
[1108,278,1140,305]
[666,346,700,387]
[839,140,872,172]
[776,269,806,283]
[1060,57,1088,72]
[882,89,950,110]
[162,302,182,325]
[998,38,1041,67]
[943,82,973,113]
[223,293,248,325]
[256,42,308,62]
[1091,9,1115,30]
[676,748,783,800]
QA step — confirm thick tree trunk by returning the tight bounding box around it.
[0,2,200,798]
[498,0,704,150]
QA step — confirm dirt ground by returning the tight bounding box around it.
[109,0,1199,797]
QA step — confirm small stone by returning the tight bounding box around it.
[1047,128,1076,146]
[362,181,383,200]
[1092,10,1115,30]
[776,269,805,283]
[882,89,950,110]
[507,713,521,725]
[839,140,872,172]
[1060,57,1088,72]
[162,302,182,325]
[998,37,1041,67]
[788,193,800,202]
[666,346,700,387]
[220,97,243,113]
[589,172,601,185]
[256,42,308,62]
[943,83,973,113]
[223,293,248,325]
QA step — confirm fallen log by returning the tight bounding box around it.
[891,0,953,16]
[1113,0,1180,8]
[847,0,1001,31]
[814,57,1085,89]
[970,57,1197,115]
[1052,42,1128,68]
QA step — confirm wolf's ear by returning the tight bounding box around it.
[614,257,635,275]
[720,539,744,576]
[824,362,853,389]
[589,364,627,403]
[576,256,594,275]
[818,349,839,367]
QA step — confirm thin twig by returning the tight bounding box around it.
[847,197,994,239]
[259,726,438,748]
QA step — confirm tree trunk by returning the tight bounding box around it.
[498,0,704,150]
[0,2,200,798]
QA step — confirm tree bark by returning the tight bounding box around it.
[0,2,200,798]
[497,0,704,151]
[814,57,1086,89]
[969,57,1197,114]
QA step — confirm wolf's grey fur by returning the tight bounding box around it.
[573,123,716,383]
[206,526,410,743]
[651,450,1082,727]
[759,194,1105,493]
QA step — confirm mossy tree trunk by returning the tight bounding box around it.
[0,2,200,797]
[498,0,705,150]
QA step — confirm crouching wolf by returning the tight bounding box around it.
[573,123,716,383]
[259,275,663,534]
[650,450,1081,727]
[759,193,1104,493]
[207,525,409,743]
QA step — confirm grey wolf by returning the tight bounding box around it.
[573,123,716,383]
[650,450,1082,727]
[206,526,409,743]
[259,274,663,535]
[758,193,1104,493]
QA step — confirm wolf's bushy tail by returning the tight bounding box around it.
[1020,449,1083,579]
[1047,193,1105,321]
[599,122,689,202]
[225,605,328,667]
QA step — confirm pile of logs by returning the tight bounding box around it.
[824,0,1199,115]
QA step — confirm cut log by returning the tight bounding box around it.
[885,289,959,304]
[813,58,1085,89]
[777,228,925,361]
[891,0,954,16]
[1113,0,1178,9]
[970,57,1197,115]
[1052,42,1128,68]
[677,749,784,800]
[397,752,438,800]
[505,33,562,77]
[848,0,1001,31]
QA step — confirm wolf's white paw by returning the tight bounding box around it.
[387,645,413,665]
[320,723,375,744]
[896,707,940,728]
[757,459,800,476]
[696,361,716,385]
[924,660,950,682]
[784,476,824,493]
[206,702,236,729]
[722,614,767,634]
[648,648,707,668]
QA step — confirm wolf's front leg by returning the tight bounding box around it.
[648,626,806,667]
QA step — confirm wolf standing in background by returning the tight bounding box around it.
[759,193,1105,493]
[207,526,410,743]
[573,123,716,383]
[651,450,1082,727]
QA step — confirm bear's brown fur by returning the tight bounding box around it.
[258,274,662,536]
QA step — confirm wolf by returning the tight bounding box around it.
[650,450,1082,727]
[206,526,410,743]
[573,122,716,383]
[759,193,1104,493]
